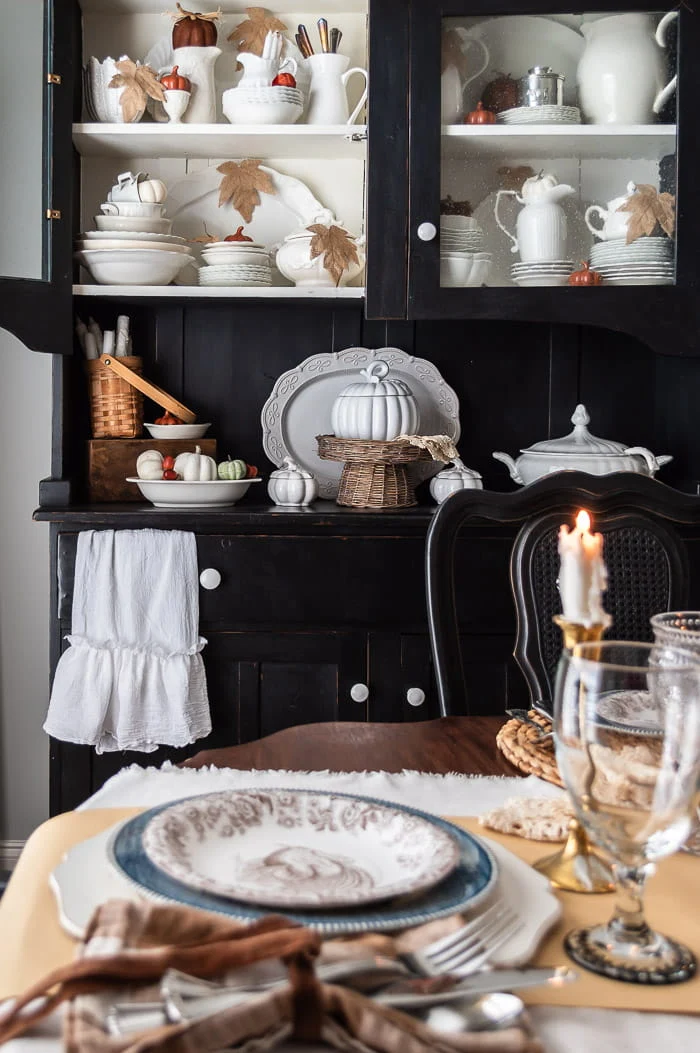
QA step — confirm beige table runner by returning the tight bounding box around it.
[0,808,698,1015]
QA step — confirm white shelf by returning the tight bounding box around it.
[73,123,367,160]
[80,0,367,13]
[442,124,677,161]
[73,284,365,299]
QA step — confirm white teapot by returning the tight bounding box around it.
[584,182,636,241]
[494,172,575,263]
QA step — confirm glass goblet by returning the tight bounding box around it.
[650,612,700,856]
[554,641,700,984]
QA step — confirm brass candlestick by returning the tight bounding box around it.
[533,614,615,894]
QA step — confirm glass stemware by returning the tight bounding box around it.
[553,641,700,983]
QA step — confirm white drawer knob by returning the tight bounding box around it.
[199,568,221,590]
[406,687,426,707]
[417,222,437,242]
[350,683,369,703]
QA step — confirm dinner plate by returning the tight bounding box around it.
[596,689,662,735]
[109,790,497,934]
[142,789,461,908]
[261,347,461,499]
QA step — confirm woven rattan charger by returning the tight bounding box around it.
[316,435,433,509]
[497,710,563,787]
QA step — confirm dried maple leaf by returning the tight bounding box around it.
[227,6,287,54]
[618,183,675,243]
[217,159,275,223]
[109,59,165,123]
[307,224,360,287]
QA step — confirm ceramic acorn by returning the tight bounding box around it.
[268,459,318,506]
[429,458,483,503]
[331,361,419,442]
[494,171,575,263]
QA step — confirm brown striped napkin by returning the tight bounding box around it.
[0,899,541,1052]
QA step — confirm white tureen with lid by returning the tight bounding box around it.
[492,404,672,486]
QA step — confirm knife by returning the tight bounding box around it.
[374,966,577,1009]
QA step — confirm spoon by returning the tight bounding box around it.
[421,992,525,1033]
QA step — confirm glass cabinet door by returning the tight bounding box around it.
[0,0,73,353]
[406,3,693,344]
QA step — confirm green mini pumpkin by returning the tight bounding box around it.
[218,456,247,481]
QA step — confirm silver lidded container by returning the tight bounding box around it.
[518,66,565,107]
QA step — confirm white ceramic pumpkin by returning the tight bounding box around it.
[429,458,483,503]
[267,458,318,506]
[174,445,218,481]
[138,178,168,203]
[136,449,164,480]
[331,362,419,442]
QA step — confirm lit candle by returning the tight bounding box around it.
[557,509,609,627]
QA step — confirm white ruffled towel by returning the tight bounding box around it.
[44,529,211,753]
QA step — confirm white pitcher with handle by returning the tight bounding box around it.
[304,53,368,125]
[440,27,490,124]
[584,182,636,241]
[494,172,575,263]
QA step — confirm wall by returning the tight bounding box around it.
[0,330,52,839]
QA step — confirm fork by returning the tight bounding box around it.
[400,902,524,979]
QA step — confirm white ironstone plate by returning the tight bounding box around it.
[261,347,461,498]
[141,789,461,908]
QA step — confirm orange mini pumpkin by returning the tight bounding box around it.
[160,65,191,92]
[465,101,496,125]
[568,261,602,286]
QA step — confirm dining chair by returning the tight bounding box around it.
[426,471,700,717]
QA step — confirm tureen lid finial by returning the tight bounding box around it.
[571,404,590,428]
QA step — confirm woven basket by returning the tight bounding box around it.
[316,435,432,509]
[86,356,144,438]
[496,712,564,787]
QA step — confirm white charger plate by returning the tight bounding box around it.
[142,789,461,908]
[261,347,461,499]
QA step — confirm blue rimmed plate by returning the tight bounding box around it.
[108,789,497,935]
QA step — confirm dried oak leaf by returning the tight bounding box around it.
[217,159,275,223]
[618,183,675,243]
[227,7,287,54]
[109,59,165,123]
[307,224,360,287]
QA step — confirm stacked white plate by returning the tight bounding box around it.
[510,260,573,287]
[440,217,484,253]
[198,240,273,287]
[590,236,675,285]
[497,105,581,125]
[75,230,195,286]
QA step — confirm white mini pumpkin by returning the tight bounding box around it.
[136,449,164,480]
[138,178,168,203]
[331,361,419,441]
[268,459,318,506]
[174,445,218,481]
[429,458,483,504]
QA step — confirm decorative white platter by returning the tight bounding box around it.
[166,164,336,285]
[597,689,662,735]
[50,821,558,963]
[142,789,461,908]
[126,477,261,508]
[261,347,461,498]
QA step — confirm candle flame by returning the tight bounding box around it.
[576,509,591,533]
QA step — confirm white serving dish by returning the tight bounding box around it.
[76,248,193,286]
[81,230,186,245]
[126,477,261,507]
[94,215,173,235]
[276,229,365,288]
[142,789,461,908]
[440,253,491,286]
[222,87,304,126]
[144,422,211,439]
[76,239,191,254]
[201,248,270,266]
[262,347,460,498]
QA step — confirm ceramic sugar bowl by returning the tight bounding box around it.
[331,362,419,442]
[430,458,483,503]
[275,224,366,288]
[493,404,672,485]
[267,458,318,506]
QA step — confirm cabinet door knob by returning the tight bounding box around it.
[199,568,222,590]
[416,222,437,242]
[406,687,426,707]
[350,683,369,703]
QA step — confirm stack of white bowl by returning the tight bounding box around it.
[440,216,491,287]
[222,85,304,126]
[589,236,675,286]
[510,260,573,287]
[76,201,194,286]
[198,241,273,288]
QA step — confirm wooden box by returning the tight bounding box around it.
[87,439,218,502]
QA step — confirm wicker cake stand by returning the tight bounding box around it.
[316,435,432,509]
